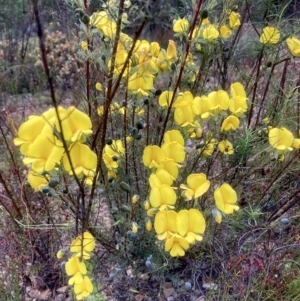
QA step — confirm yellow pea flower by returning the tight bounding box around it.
[229,12,241,29]
[128,71,154,96]
[173,18,189,34]
[166,40,178,63]
[154,210,178,240]
[149,185,177,209]
[214,183,239,214]
[162,141,186,163]
[286,36,300,57]
[149,169,174,188]
[142,145,165,168]
[23,133,64,173]
[74,275,93,300]
[221,115,240,131]
[159,91,174,108]
[202,24,219,41]
[218,140,234,155]
[260,26,280,45]
[268,127,294,152]
[157,159,179,180]
[180,173,210,200]
[163,130,184,146]
[220,25,232,39]
[70,232,95,260]
[55,106,93,143]
[165,234,189,257]
[27,171,49,192]
[65,256,87,285]
[176,209,206,243]
[63,142,97,180]
[229,82,248,116]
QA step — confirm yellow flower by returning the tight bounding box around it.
[173,91,196,126]
[221,115,240,131]
[103,153,118,170]
[142,145,165,168]
[177,209,206,243]
[65,256,87,285]
[180,173,210,200]
[229,12,241,29]
[286,36,300,57]
[14,112,55,155]
[202,24,219,41]
[163,130,184,146]
[198,139,217,156]
[229,82,248,116]
[74,275,93,300]
[173,18,189,34]
[150,185,177,209]
[162,141,186,163]
[70,232,96,260]
[157,159,179,180]
[268,127,294,152]
[149,169,174,187]
[260,26,280,45]
[214,183,239,214]
[220,25,232,39]
[55,106,93,143]
[128,71,154,96]
[192,95,213,120]
[165,235,189,257]
[63,142,97,180]
[188,121,202,139]
[159,91,174,108]
[218,140,234,155]
[207,90,229,115]
[27,171,49,192]
[166,40,178,63]
[23,133,64,173]
[154,210,178,240]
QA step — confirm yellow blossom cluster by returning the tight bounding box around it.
[142,130,239,256]
[259,26,300,57]
[173,11,241,41]
[158,82,247,156]
[14,106,97,190]
[57,232,95,300]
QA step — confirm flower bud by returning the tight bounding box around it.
[136,120,144,130]
[120,181,131,192]
[155,89,162,96]
[82,14,90,25]
[48,179,59,188]
[200,9,208,20]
